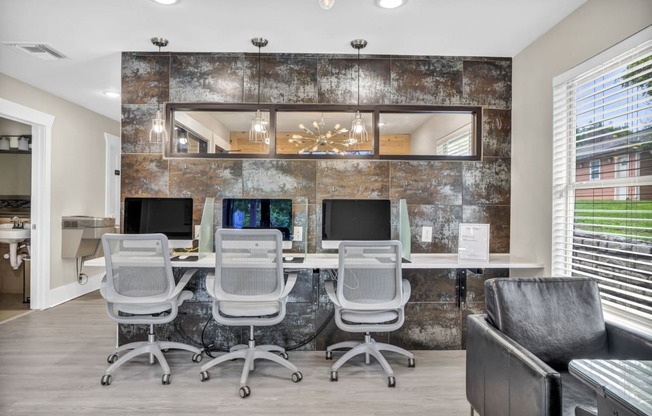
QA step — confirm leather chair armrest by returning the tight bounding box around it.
[605,320,652,359]
[467,314,562,416]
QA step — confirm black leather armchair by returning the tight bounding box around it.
[466,277,652,416]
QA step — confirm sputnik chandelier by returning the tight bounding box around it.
[288,114,357,154]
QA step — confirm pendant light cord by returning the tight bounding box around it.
[257,44,261,106]
[158,43,162,112]
[357,47,360,108]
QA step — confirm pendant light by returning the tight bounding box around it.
[149,37,169,143]
[350,39,368,144]
[319,0,335,9]
[249,37,270,144]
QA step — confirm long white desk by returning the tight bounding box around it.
[86,253,543,271]
[88,252,543,351]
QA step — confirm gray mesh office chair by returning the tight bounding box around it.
[325,240,415,387]
[99,233,202,386]
[199,229,303,398]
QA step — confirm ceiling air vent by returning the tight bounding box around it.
[4,42,67,60]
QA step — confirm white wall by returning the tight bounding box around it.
[0,73,120,289]
[511,0,652,275]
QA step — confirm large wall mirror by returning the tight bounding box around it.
[166,104,482,160]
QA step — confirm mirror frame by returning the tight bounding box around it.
[164,103,483,161]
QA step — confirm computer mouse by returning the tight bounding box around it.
[178,255,189,260]
[284,256,294,262]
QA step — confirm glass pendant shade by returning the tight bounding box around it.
[149,109,167,143]
[249,110,269,143]
[178,130,188,145]
[349,111,368,143]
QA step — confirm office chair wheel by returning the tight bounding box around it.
[107,354,118,364]
[330,371,338,382]
[280,352,289,359]
[325,351,333,360]
[292,371,303,383]
[192,353,203,363]
[408,358,415,368]
[239,386,251,398]
[387,376,396,388]
[100,374,112,386]
[200,371,210,382]
[161,374,171,385]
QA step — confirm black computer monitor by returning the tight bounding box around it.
[221,198,293,249]
[321,199,391,249]
[123,197,194,249]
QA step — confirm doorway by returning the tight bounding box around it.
[0,116,31,320]
[0,97,54,311]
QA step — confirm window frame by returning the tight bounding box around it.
[163,103,483,161]
[552,27,652,330]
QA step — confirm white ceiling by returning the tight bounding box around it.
[0,0,586,122]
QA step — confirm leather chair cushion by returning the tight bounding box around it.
[485,277,609,371]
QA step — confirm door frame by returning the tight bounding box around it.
[104,133,121,225]
[0,98,54,310]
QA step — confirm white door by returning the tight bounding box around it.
[105,133,121,225]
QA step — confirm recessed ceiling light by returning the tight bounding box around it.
[152,0,178,4]
[103,91,121,98]
[376,0,406,9]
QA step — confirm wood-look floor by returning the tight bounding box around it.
[0,293,31,323]
[0,291,469,415]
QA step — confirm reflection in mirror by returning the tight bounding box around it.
[173,126,207,153]
[378,112,477,156]
[276,111,373,155]
[172,110,270,155]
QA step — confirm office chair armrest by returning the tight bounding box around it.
[99,274,107,298]
[205,273,216,298]
[170,268,198,298]
[280,272,298,298]
[400,279,411,307]
[325,280,340,306]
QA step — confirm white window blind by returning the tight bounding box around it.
[552,30,652,326]
[436,123,472,156]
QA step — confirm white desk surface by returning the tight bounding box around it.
[86,253,542,270]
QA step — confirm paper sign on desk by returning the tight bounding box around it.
[458,223,490,262]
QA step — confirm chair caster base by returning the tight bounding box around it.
[239,385,251,398]
[292,371,303,382]
[388,376,396,388]
[100,374,112,386]
[330,371,338,382]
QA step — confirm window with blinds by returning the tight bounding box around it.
[552,30,652,327]
[436,123,473,156]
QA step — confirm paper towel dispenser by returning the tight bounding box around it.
[61,216,115,259]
